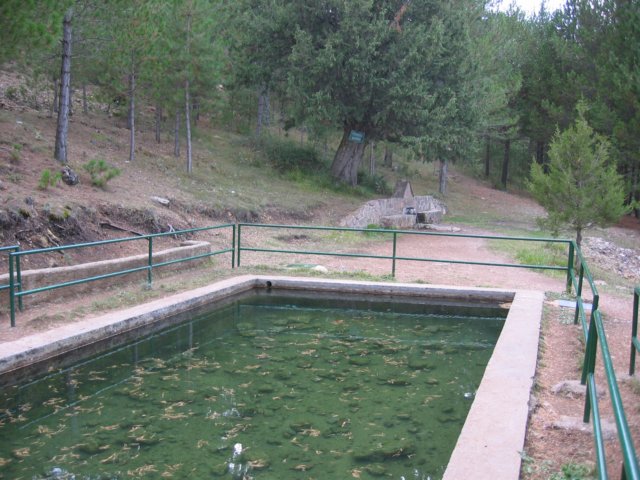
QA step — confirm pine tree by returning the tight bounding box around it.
[528,103,629,246]
[0,0,71,64]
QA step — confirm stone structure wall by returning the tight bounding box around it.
[340,195,446,229]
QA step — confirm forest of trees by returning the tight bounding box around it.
[0,0,638,212]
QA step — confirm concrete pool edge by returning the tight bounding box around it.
[443,289,543,480]
[0,275,543,479]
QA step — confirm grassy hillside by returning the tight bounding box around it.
[0,85,406,249]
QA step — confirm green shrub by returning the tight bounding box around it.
[83,158,121,188]
[10,144,22,163]
[255,136,323,173]
[549,463,595,480]
[5,86,20,101]
[358,172,391,196]
[515,242,567,269]
[38,169,62,190]
[362,224,391,238]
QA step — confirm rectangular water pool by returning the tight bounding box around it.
[0,287,507,480]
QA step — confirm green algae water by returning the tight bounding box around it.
[0,292,505,480]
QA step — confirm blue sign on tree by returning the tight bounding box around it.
[348,130,365,143]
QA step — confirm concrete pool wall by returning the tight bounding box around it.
[0,275,543,479]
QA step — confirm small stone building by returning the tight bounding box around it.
[340,180,446,229]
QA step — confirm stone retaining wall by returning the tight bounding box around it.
[340,195,446,229]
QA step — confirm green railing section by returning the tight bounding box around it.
[630,286,640,376]
[236,223,573,285]
[571,244,639,479]
[1,246,22,310]
[6,224,235,327]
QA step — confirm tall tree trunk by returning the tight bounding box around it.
[535,141,545,166]
[128,68,135,162]
[185,79,192,174]
[501,139,511,189]
[576,227,583,248]
[184,11,192,173]
[369,141,376,176]
[438,159,448,195]
[632,163,639,219]
[330,128,366,186]
[383,145,393,167]
[51,76,59,117]
[484,136,491,177]
[54,8,73,163]
[82,84,88,115]
[193,96,199,125]
[256,86,265,136]
[173,107,180,157]
[263,89,270,127]
[155,103,162,143]
[68,85,73,117]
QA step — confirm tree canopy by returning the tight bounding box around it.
[0,0,638,225]
[233,0,480,185]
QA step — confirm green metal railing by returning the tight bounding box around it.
[630,287,640,376]
[7,224,235,327]
[1,246,22,309]
[237,223,573,286]
[571,244,639,479]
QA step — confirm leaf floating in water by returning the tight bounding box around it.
[101,452,119,464]
[161,463,183,477]
[162,412,189,420]
[12,447,30,459]
[205,410,221,420]
[37,425,53,436]
[100,424,120,431]
[293,464,312,471]
[0,457,10,466]
[351,468,362,478]
[43,397,65,407]
[128,464,158,476]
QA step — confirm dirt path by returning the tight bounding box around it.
[321,231,566,291]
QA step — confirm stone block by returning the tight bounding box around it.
[380,214,416,229]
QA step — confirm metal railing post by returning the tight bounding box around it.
[237,224,242,267]
[16,251,23,311]
[631,289,639,376]
[392,231,397,278]
[582,331,597,430]
[232,224,236,269]
[9,252,16,327]
[575,264,584,325]
[147,236,153,286]
[582,311,598,386]
[566,242,574,293]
